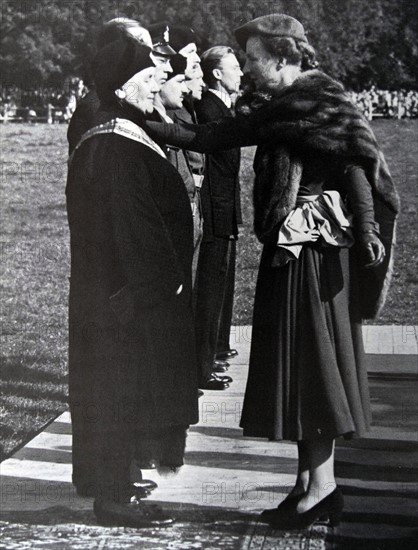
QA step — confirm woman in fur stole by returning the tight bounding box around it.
[146,14,399,530]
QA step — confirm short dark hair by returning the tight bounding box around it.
[259,36,317,71]
[201,46,236,86]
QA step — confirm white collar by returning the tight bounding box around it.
[208,88,232,109]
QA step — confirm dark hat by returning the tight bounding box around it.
[93,36,155,100]
[168,25,196,53]
[149,22,176,56]
[166,54,188,79]
[97,18,150,49]
[235,14,308,50]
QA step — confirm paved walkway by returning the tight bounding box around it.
[1,326,417,549]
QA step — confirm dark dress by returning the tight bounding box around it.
[66,102,198,495]
[240,154,373,441]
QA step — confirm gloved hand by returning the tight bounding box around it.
[359,231,386,268]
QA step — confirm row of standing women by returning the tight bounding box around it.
[66,14,398,530]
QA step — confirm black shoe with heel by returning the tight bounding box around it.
[269,487,344,530]
[259,494,303,523]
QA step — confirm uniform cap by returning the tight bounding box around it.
[149,22,177,56]
[168,25,197,53]
[166,54,188,79]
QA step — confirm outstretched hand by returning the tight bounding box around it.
[360,232,386,268]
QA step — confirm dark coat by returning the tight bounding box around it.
[163,108,196,200]
[195,91,242,241]
[66,103,198,482]
[67,90,100,154]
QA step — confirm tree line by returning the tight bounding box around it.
[1,0,417,91]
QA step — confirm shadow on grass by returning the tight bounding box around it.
[1,359,68,383]
[1,381,68,403]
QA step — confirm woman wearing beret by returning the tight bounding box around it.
[66,36,198,527]
[146,14,399,530]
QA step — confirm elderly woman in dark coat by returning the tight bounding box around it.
[66,36,198,527]
[146,14,399,531]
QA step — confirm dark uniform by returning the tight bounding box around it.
[166,105,204,287]
[194,90,242,383]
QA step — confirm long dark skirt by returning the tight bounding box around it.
[70,293,198,490]
[240,242,371,441]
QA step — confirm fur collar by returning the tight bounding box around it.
[239,70,399,319]
[236,70,399,216]
[236,70,342,112]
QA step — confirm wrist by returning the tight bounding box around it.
[361,229,380,236]
[358,222,380,237]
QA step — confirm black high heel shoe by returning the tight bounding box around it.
[259,494,303,523]
[269,487,344,530]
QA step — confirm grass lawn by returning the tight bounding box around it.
[1,119,417,459]
[1,124,69,460]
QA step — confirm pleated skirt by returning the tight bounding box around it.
[240,242,371,441]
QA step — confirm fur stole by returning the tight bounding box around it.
[236,71,400,319]
[251,143,303,243]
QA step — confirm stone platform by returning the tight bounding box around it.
[1,326,417,549]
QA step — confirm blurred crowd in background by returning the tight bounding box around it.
[0,78,88,123]
[1,80,418,123]
[349,87,418,121]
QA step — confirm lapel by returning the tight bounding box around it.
[171,103,196,124]
[206,91,232,117]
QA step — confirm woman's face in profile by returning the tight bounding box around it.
[121,66,160,114]
[243,35,281,91]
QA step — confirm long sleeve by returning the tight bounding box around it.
[344,164,380,234]
[171,107,206,176]
[109,145,184,313]
[195,94,241,175]
[146,113,259,153]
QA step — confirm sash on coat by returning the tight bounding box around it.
[68,117,166,167]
